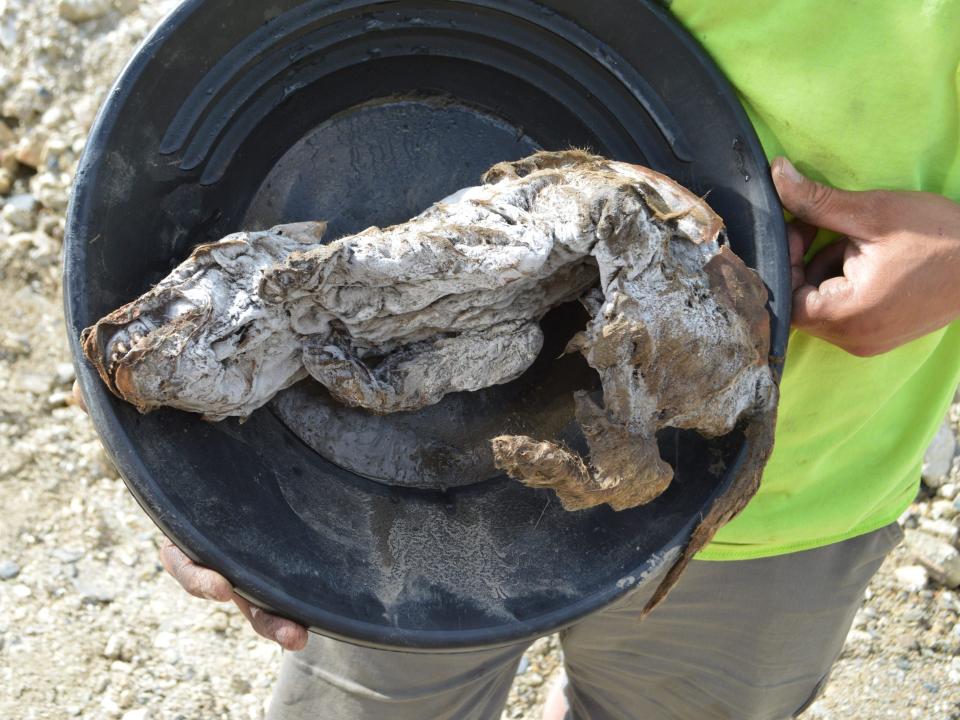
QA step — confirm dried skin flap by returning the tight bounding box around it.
[82,151,779,613]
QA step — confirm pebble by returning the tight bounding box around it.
[77,581,116,605]
[894,565,929,592]
[17,372,52,395]
[121,709,150,720]
[2,193,39,230]
[57,0,113,23]
[110,660,133,674]
[845,629,874,648]
[898,509,919,530]
[930,499,958,520]
[0,560,21,580]
[55,362,76,385]
[902,607,926,623]
[207,610,230,633]
[893,633,920,652]
[904,529,960,587]
[938,590,958,611]
[231,676,252,694]
[922,419,957,488]
[939,483,958,501]
[47,390,72,407]
[14,133,46,169]
[152,631,176,650]
[804,700,832,719]
[12,584,32,598]
[917,518,958,545]
[526,672,545,687]
[103,632,135,662]
[99,696,121,716]
[52,547,85,563]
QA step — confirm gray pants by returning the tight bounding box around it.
[267,522,903,720]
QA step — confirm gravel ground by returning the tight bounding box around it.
[1,2,959,718]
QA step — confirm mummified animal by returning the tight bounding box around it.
[82,152,778,592]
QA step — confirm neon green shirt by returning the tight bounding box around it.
[667,0,960,560]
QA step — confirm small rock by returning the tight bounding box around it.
[121,710,150,720]
[52,547,85,564]
[0,560,21,580]
[918,518,958,545]
[894,633,920,652]
[230,676,252,694]
[77,581,116,605]
[14,134,46,169]
[923,418,957,488]
[940,483,958,500]
[99,696,121,717]
[804,700,832,719]
[898,509,919,530]
[33,171,70,212]
[57,0,113,23]
[103,633,135,662]
[895,565,929,592]
[207,610,230,633]
[526,672,544,687]
[55,362,76,386]
[0,330,31,359]
[152,631,176,650]
[48,390,72,407]
[2,193,39,230]
[904,529,960,587]
[16,372,52,395]
[110,660,133,674]
[903,607,926,623]
[844,628,874,648]
[515,656,530,675]
[115,0,140,14]
[931,499,958,520]
[12,584,32,599]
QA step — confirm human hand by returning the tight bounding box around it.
[771,157,960,356]
[71,380,308,652]
[158,537,308,652]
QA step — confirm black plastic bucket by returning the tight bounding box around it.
[64,0,789,651]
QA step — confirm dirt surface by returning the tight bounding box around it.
[1,2,959,719]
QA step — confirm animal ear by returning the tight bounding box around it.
[269,221,328,244]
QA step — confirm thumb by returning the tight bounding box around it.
[771,157,871,238]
